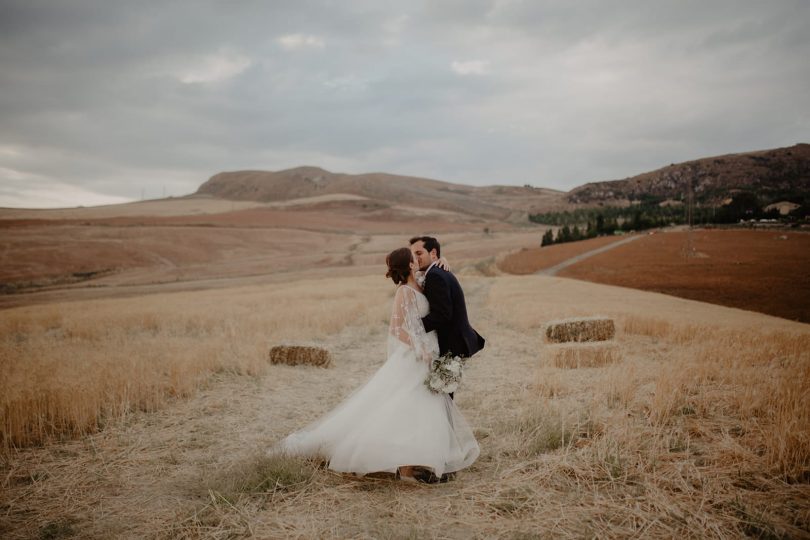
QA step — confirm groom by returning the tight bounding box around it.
[409,236,484,484]
[409,236,486,375]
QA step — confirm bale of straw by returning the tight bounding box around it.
[545,317,615,343]
[269,345,332,368]
[548,343,619,369]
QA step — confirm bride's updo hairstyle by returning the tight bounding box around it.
[385,247,412,285]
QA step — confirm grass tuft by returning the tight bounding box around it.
[38,519,76,540]
[548,343,620,369]
[513,406,599,456]
[205,454,318,502]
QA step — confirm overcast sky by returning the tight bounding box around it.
[1,1,808,208]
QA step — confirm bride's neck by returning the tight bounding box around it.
[405,274,417,287]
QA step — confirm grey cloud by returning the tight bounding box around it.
[0,0,808,206]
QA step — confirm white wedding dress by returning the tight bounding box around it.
[276,284,479,477]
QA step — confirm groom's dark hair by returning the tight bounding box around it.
[409,236,440,258]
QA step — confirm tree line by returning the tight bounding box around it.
[532,192,808,247]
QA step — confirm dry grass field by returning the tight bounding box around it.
[0,219,541,309]
[0,225,356,288]
[1,271,808,538]
[500,229,810,323]
[0,197,270,220]
[1,196,808,538]
[0,189,512,298]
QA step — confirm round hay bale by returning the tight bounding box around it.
[545,317,615,343]
[269,345,332,368]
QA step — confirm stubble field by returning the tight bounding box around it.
[1,270,808,538]
[1,196,809,538]
[0,217,539,310]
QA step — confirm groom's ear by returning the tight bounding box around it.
[429,249,439,261]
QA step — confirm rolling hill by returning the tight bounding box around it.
[195,167,567,221]
[567,143,810,206]
[196,144,809,222]
[3,143,806,225]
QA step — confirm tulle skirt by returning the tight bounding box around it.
[275,338,479,477]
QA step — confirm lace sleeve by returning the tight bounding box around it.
[389,286,434,363]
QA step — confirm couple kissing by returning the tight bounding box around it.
[274,236,485,483]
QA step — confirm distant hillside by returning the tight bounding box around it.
[196,167,566,220]
[568,143,810,205]
[193,144,809,224]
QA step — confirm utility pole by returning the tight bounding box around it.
[688,175,694,227]
[684,166,695,259]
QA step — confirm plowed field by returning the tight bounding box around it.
[502,229,810,322]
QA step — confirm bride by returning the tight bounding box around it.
[275,247,479,482]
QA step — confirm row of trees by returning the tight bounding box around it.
[532,194,807,230]
[537,208,676,247]
[539,216,625,246]
[534,193,807,247]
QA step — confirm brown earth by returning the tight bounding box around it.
[0,225,355,287]
[501,229,810,323]
[0,194,512,296]
[0,205,484,234]
[0,206,544,309]
[498,235,628,275]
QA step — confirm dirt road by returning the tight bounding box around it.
[537,234,643,276]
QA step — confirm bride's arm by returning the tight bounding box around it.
[389,286,412,348]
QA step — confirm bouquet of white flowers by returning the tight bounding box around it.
[424,354,466,394]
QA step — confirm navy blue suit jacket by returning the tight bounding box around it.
[421,266,485,358]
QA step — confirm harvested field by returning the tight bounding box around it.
[0,197,270,220]
[546,343,620,369]
[503,229,810,323]
[2,197,809,537]
[0,219,542,308]
[0,225,355,289]
[0,210,475,235]
[1,274,808,538]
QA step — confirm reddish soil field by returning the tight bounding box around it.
[498,235,628,274]
[506,229,810,322]
[0,207,540,308]
[0,203,498,297]
[0,225,355,289]
[0,205,483,235]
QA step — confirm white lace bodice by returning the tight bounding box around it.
[388,284,439,363]
[411,285,430,317]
